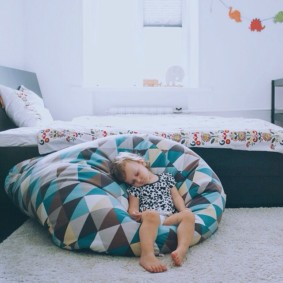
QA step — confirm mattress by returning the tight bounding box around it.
[0,120,86,147]
[0,114,283,155]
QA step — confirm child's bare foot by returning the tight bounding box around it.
[140,254,167,273]
[171,249,187,266]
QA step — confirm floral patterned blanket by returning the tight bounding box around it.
[37,114,283,154]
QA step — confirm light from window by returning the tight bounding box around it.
[82,0,199,88]
[143,0,182,27]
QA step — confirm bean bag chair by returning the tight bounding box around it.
[5,134,226,256]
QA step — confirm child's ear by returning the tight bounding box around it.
[142,160,148,167]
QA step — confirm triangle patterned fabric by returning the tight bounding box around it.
[5,134,226,256]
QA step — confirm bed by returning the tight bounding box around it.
[0,66,44,240]
[1,66,283,241]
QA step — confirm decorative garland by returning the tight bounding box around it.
[216,0,283,32]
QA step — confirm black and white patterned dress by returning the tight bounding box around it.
[127,172,177,215]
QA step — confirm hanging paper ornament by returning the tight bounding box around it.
[274,11,283,23]
[229,7,241,22]
[218,0,283,32]
[250,18,265,32]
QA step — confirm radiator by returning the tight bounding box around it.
[108,107,174,114]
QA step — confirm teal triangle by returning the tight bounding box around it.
[213,203,223,218]
[70,198,90,220]
[108,245,135,256]
[151,153,168,168]
[168,150,183,163]
[197,214,216,227]
[198,167,213,177]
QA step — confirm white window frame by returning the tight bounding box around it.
[185,0,199,88]
[82,0,199,89]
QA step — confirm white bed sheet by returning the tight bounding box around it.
[0,127,38,146]
[72,114,283,132]
[0,120,87,147]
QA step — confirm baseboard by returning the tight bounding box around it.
[189,109,271,122]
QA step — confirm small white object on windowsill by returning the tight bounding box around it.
[165,65,185,87]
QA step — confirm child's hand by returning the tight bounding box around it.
[130,210,142,222]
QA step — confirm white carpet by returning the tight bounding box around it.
[0,208,282,283]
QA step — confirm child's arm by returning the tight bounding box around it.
[128,195,142,221]
[171,186,186,212]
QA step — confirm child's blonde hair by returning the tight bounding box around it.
[111,152,150,182]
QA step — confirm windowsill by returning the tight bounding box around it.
[81,86,210,92]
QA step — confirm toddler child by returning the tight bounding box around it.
[111,152,195,273]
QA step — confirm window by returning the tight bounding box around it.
[83,0,199,88]
[143,0,182,27]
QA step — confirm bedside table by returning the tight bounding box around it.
[271,78,283,124]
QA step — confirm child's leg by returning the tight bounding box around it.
[139,210,167,273]
[163,209,195,266]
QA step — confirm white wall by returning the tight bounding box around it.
[0,0,283,121]
[197,0,283,117]
[0,0,25,69]
[23,0,93,120]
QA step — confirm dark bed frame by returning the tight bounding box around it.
[1,65,283,241]
[0,66,42,241]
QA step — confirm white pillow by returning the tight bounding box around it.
[0,84,53,127]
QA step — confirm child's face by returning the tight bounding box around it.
[124,160,151,187]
